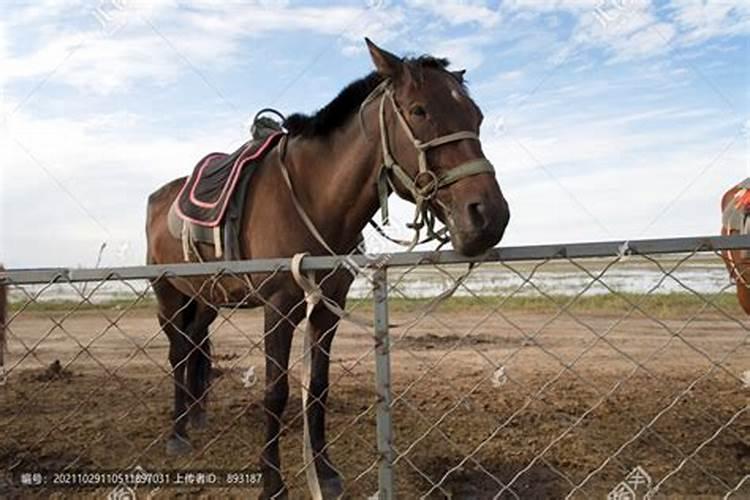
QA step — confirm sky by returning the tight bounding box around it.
[0,0,748,268]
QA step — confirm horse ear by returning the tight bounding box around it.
[365,38,403,78]
[452,69,466,82]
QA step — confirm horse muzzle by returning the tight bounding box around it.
[445,173,510,257]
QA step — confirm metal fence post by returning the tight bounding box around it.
[373,267,395,499]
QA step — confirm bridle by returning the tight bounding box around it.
[272,73,495,500]
[278,79,494,498]
[362,79,496,250]
[277,77,496,254]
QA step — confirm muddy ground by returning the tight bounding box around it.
[1,303,748,499]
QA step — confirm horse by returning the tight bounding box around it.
[145,39,510,499]
[721,183,750,314]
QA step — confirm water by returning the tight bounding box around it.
[7,257,734,304]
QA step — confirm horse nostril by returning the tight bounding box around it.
[467,202,488,230]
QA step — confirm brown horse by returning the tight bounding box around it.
[146,39,510,499]
[721,184,750,314]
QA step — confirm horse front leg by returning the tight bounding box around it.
[260,297,304,500]
[305,303,345,499]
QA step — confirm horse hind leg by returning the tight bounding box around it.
[153,278,195,456]
[186,306,218,429]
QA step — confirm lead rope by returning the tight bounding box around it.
[277,78,491,498]
[289,249,472,498]
[291,253,328,500]
[278,137,338,256]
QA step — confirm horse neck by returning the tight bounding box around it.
[284,115,382,253]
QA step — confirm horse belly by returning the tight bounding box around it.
[163,273,266,309]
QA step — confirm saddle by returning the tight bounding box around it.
[169,117,284,261]
[723,178,750,234]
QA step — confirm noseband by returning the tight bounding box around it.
[363,80,495,248]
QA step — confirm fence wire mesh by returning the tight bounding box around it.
[1,235,748,499]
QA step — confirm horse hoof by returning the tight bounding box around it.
[320,476,344,499]
[191,411,207,429]
[166,435,192,455]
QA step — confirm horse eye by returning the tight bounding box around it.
[410,105,427,118]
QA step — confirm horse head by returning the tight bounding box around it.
[365,39,510,256]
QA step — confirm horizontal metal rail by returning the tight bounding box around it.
[2,234,748,285]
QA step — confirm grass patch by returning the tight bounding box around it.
[8,292,742,318]
[348,292,743,317]
[9,296,157,313]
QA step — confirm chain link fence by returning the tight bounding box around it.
[1,235,748,499]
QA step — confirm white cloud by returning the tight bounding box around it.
[474,69,525,93]
[0,2,407,95]
[406,0,501,28]
[503,0,748,63]
[563,0,677,62]
[2,103,242,266]
[500,148,745,245]
[430,33,496,71]
[1,0,747,267]
[669,0,750,45]
[476,78,745,244]
[502,0,596,12]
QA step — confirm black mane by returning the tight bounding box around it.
[283,55,452,138]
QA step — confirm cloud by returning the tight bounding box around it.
[500,147,745,244]
[2,103,242,266]
[0,2,407,95]
[1,0,747,267]
[475,59,745,244]
[431,33,496,71]
[502,0,596,12]
[502,0,748,63]
[668,0,750,45]
[405,0,501,28]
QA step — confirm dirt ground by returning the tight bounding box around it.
[1,303,748,499]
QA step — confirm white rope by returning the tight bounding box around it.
[181,221,191,262]
[279,139,337,256]
[280,86,485,495]
[213,226,223,259]
[290,251,473,500]
[292,253,326,500]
